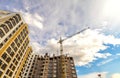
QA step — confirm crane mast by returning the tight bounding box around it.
[58,27,89,78]
[59,37,63,55]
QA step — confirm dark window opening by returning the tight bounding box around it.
[16,14,21,21]
[0,70,3,77]
[0,43,3,48]
[3,76,7,78]
[2,53,7,60]
[13,16,19,23]
[0,59,2,66]
[1,24,9,33]
[6,69,9,74]
[9,18,16,26]
[9,71,13,77]
[6,57,11,63]
[12,66,15,71]
[0,29,5,38]
[1,63,7,70]
[5,21,13,29]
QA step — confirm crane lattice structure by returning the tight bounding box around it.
[58,27,89,78]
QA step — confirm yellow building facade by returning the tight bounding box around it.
[0,10,32,78]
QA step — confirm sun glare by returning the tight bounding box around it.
[103,0,120,19]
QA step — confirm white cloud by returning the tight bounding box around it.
[97,53,120,66]
[10,0,120,66]
[23,12,43,29]
[111,73,120,78]
[30,42,41,53]
[60,29,116,66]
[31,29,120,66]
[78,72,107,78]
[3,0,120,38]
[102,0,120,20]
[97,59,113,66]
[13,9,43,29]
[95,53,112,59]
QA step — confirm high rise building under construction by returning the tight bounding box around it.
[0,10,77,78]
[21,53,77,78]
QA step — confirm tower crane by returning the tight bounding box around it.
[57,27,89,78]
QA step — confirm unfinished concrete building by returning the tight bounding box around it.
[21,53,77,78]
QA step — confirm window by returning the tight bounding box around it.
[0,59,2,66]
[9,18,16,26]
[40,73,43,75]
[21,31,25,39]
[9,64,15,71]
[3,76,7,78]
[2,53,7,60]
[15,38,18,44]
[0,29,5,38]
[17,56,20,61]
[19,52,22,56]
[6,47,11,52]
[5,21,13,29]
[0,43,3,48]
[9,71,13,76]
[18,35,23,43]
[0,70,3,77]
[4,38,8,42]
[9,34,12,38]
[1,63,7,70]
[25,73,27,75]
[6,69,13,77]
[2,52,12,64]
[6,47,14,57]
[20,32,24,40]
[6,69,10,74]
[9,64,12,68]
[13,59,16,63]
[1,24,9,33]
[29,73,32,76]
[71,64,74,66]
[72,70,75,74]
[16,14,21,21]
[73,74,77,77]
[14,47,17,52]
[72,67,75,69]
[15,60,18,65]
[53,74,56,77]
[17,43,20,47]
[6,57,11,63]
[12,17,17,25]
[13,30,15,33]
[16,54,18,58]
[13,16,19,23]
[10,52,14,57]
[11,42,17,52]
[12,66,15,71]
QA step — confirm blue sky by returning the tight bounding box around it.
[1,0,120,78]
